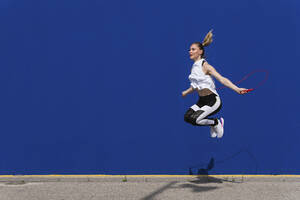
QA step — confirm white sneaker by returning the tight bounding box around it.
[210,126,217,138]
[215,117,224,138]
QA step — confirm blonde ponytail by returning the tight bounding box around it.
[202,29,213,47]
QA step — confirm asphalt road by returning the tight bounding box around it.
[0,175,299,200]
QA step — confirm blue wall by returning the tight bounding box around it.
[0,0,299,174]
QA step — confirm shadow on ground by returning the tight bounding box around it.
[141,156,247,199]
[141,181,220,200]
[140,181,178,200]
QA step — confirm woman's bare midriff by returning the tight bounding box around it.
[197,88,213,96]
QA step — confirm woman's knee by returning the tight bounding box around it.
[184,109,205,125]
[184,109,194,124]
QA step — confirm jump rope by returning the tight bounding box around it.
[217,69,269,93]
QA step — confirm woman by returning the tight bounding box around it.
[182,30,248,138]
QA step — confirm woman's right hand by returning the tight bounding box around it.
[182,87,194,97]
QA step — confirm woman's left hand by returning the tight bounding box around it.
[236,88,248,94]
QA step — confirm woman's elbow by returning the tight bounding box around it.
[220,77,227,85]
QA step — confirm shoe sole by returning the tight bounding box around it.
[217,118,224,138]
[210,127,217,138]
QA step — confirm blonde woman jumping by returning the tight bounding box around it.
[182,30,249,138]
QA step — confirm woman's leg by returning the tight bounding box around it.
[195,95,221,125]
[184,94,222,126]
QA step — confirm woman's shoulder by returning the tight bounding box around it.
[202,58,208,65]
[194,58,206,66]
[202,60,213,75]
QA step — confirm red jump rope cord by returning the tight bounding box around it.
[217,69,269,92]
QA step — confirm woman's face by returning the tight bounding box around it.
[189,44,203,61]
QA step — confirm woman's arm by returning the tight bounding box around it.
[182,86,195,97]
[203,62,247,94]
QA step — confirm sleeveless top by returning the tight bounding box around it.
[188,58,218,95]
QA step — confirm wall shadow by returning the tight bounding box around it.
[188,147,259,176]
[188,157,245,184]
[189,157,215,176]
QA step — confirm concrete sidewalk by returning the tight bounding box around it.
[0,175,299,200]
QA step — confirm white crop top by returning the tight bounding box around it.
[188,59,218,95]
